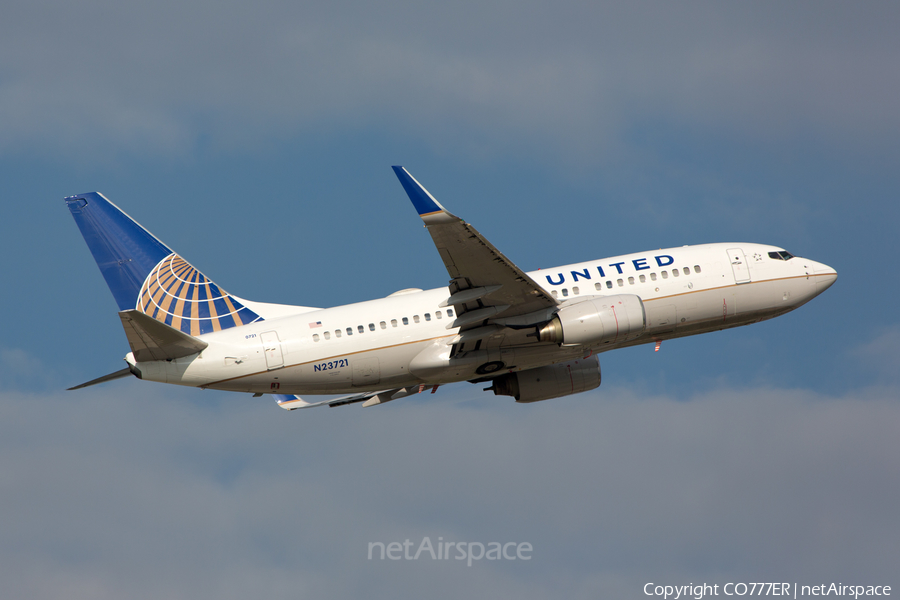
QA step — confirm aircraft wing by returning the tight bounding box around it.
[275,392,377,409]
[275,384,438,410]
[392,167,558,337]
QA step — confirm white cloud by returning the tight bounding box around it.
[1,379,897,598]
[1,1,897,163]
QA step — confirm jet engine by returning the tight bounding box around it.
[487,355,601,403]
[537,294,645,346]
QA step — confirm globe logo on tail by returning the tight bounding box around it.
[137,253,261,336]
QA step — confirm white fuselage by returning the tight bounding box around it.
[126,242,837,395]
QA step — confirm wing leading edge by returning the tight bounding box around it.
[391,167,558,339]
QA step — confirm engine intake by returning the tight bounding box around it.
[538,294,645,346]
[489,355,601,403]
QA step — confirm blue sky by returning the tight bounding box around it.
[2,2,898,598]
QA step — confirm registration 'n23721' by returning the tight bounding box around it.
[314,359,348,372]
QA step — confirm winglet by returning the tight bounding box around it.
[392,166,455,222]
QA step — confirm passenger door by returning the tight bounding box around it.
[727,248,751,284]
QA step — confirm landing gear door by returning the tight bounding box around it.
[727,248,751,284]
[260,331,284,370]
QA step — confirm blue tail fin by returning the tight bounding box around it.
[66,192,261,335]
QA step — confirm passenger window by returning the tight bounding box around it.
[551,290,558,298]
[358,325,365,333]
[639,274,646,283]
[672,269,679,278]
[413,315,420,323]
[573,286,580,295]
[436,311,442,319]
[447,309,454,317]
[346,327,353,336]
[683,267,690,275]
[562,288,569,297]
[595,282,603,291]
[606,281,613,289]
[324,331,331,340]
[650,273,657,281]
[628,277,634,285]
[391,319,398,327]
[369,323,375,331]
[425,313,431,321]
[335,330,342,338]
[380,321,386,330]
[313,334,320,342]
[694,265,701,273]
[402,317,409,325]
[617,279,624,287]
[661,271,668,279]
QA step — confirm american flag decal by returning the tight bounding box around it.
[309,321,322,328]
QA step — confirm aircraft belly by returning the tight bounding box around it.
[206,340,431,395]
[644,290,718,332]
[410,339,582,384]
[631,275,819,347]
[730,276,818,315]
[644,303,677,332]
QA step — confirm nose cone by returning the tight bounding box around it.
[813,262,837,294]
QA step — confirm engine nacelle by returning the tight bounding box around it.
[538,294,646,346]
[488,355,601,403]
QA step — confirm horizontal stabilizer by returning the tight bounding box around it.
[68,366,134,390]
[119,309,208,362]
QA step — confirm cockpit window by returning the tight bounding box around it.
[768,251,795,261]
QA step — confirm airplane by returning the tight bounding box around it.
[66,166,837,409]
